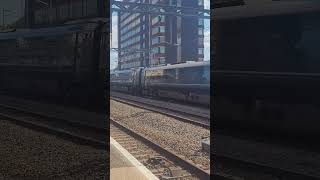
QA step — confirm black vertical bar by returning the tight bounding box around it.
[24,0,28,27]
[97,0,104,17]
[82,0,84,17]
[73,33,79,75]
[25,0,34,28]
[68,0,70,19]
[2,9,4,27]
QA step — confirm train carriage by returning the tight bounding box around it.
[143,61,210,105]
[110,69,134,93]
[110,61,210,106]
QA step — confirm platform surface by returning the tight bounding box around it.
[110,137,158,180]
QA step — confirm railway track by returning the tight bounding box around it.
[110,93,320,179]
[110,118,210,180]
[0,103,107,150]
[110,92,210,129]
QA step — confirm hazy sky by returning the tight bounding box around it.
[0,0,25,26]
[111,0,211,69]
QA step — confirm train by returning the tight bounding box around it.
[0,18,108,112]
[110,61,210,106]
[213,0,320,136]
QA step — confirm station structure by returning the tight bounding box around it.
[116,0,205,70]
[111,0,210,70]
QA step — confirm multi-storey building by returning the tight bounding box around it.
[118,0,205,70]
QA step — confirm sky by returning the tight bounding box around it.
[111,0,211,70]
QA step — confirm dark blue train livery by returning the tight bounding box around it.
[111,61,210,105]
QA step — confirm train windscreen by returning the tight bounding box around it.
[178,66,210,84]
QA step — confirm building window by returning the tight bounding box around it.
[159,26,165,33]
[198,19,204,26]
[158,46,165,53]
[159,15,165,22]
[170,0,177,6]
[159,57,165,64]
[199,28,203,35]
[152,17,159,25]
[152,17,157,25]
[198,0,204,6]
[198,48,204,54]
[152,26,165,34]
[152,37,158,45]
[152,15,165,25]
[152,36,164,45]
[198,38,204,46]
[177,0,182,7]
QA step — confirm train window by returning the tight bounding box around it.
[163,69,176,83]
[177,66,209,84]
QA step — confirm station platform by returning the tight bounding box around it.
[110,137,158,180]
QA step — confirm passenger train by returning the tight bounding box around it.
[110,61,210,106]
[0,18,108,112]
[213,0,320,136]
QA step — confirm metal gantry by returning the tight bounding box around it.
[110,0,211,69]
[111,0,211,19]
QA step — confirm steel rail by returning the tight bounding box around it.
[110,95,210,129]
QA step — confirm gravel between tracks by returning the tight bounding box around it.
[0,119,107,180]
[110,100,210,170]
